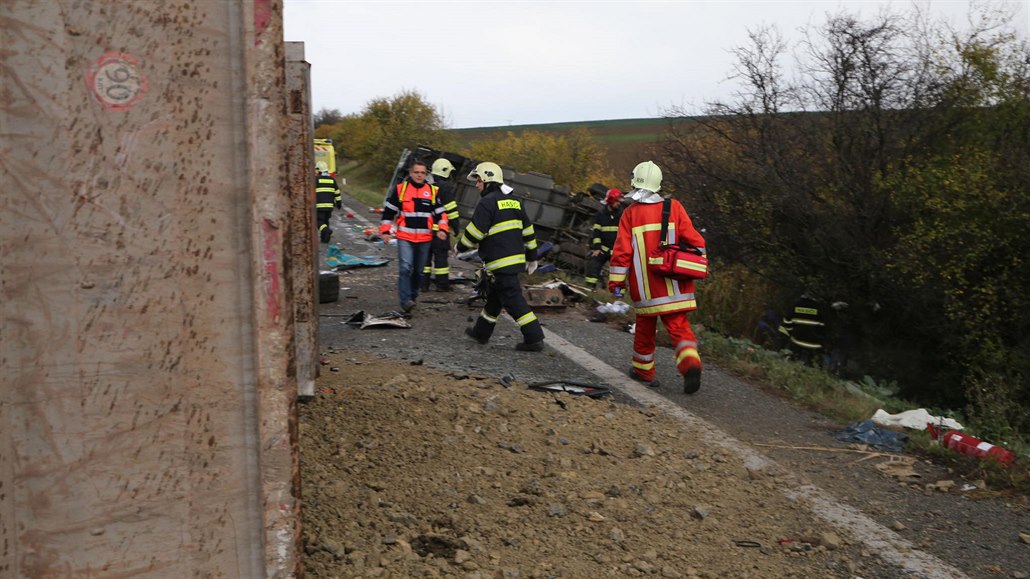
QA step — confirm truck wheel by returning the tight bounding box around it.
[319,271,340,303]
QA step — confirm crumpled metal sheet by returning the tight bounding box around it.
[346,310,411,329]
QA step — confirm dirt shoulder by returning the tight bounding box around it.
[300,197,1029,579]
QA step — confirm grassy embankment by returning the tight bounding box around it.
[338,160,388,209]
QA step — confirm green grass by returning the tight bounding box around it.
[698,329,1029,494]
[448,117,680,152]
[339,160,388,209]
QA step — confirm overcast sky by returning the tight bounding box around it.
[283,0,1029,129]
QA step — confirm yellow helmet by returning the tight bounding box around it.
[431,158,455,178]
[631,161,662,193]
[468,161,504,184]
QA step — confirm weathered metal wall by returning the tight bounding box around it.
[284,42,318,399]
[0,0,300,576]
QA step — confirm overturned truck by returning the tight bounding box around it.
[386,145,613,275]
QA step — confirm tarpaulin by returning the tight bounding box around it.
[834,420,909,452]
[327,246,389,270]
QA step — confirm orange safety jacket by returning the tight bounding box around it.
[380,180,448,242]
[608,197,706,316]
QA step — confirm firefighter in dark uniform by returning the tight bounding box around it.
[315,162,340,243]
[421,158,460,291]
[458,161,545,352]
[584,188,624,289]
[778,293,827,366]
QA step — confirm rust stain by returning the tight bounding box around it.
[262,218,282,324]
[254,0,272,41]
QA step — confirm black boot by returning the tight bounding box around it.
[515,341,544,352]
[683,368,702,394]
[465,327,489,345]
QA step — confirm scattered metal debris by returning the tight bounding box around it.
[526,380,612,398]
[345,310,412,329]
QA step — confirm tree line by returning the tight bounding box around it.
[656,4,1028,440]
[314,93,614,193]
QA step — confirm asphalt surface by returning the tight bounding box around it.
[314,193,1030,579]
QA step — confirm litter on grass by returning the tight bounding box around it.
[596,300,631,315]
[871,408,963,431]
[834,419,909,452]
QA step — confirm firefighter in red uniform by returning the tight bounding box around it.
[609,161,707,394]
[379,161,448,312]
[584,188,624,289]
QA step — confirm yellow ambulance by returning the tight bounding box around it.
[313,138,337,176]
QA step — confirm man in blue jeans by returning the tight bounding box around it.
[379,161,449,312]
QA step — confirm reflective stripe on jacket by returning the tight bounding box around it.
[609,197,706,316]
[591,206,623,252]
[457,184,538,274]
[436,180,460,223]
[779,296,826,350]
[315,174,339,210]
[380,180,448,242]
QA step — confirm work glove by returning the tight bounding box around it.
[334,201,342,210]
[526,261,538,275]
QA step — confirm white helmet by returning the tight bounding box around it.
[431,158,455,178]
[468,161,504,184]
[630,161,662,193]
[315,161,329,174]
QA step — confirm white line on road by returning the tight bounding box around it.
[542,327,969,579]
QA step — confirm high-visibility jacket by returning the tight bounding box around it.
[457,183,538,274]
[779,295,826,350]
[315,173,339,210]
[590,205,623,253]
[380,179,448,242]
[609,195,706,317]
[435,180,460,225]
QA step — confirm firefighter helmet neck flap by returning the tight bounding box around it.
[628,161,663,202]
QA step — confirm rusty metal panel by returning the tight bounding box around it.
[1,0,298,576]
[525,287,569,308]
[284,42,318,399]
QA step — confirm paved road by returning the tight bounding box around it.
[314,194,1029,579]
